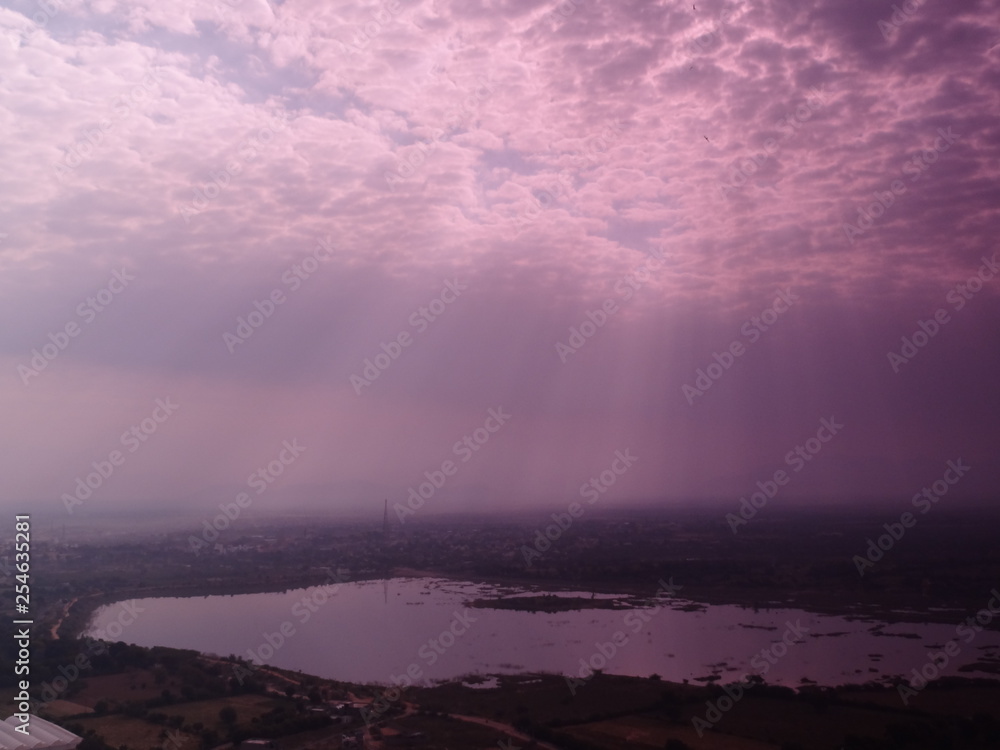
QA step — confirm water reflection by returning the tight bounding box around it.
[84,577,1000,688]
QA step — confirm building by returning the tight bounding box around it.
[0,716,81,750]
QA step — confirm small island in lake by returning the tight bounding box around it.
[466,594,628,612]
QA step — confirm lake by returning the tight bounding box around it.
[84,576,1000,688]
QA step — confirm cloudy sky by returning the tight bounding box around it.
[2,0,998,521]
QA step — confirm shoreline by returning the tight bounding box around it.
[60,567,1000,691]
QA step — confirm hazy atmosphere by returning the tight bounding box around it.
[6,3,1000,749]
[3,0,999,517]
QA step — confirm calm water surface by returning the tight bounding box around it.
[85,577,1000,687]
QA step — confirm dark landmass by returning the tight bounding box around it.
[16,503,999,633]
[2,639,999,750]
[3,504,999,748]
[466,594,628,612]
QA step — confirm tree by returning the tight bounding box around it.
[199,729,218,750]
